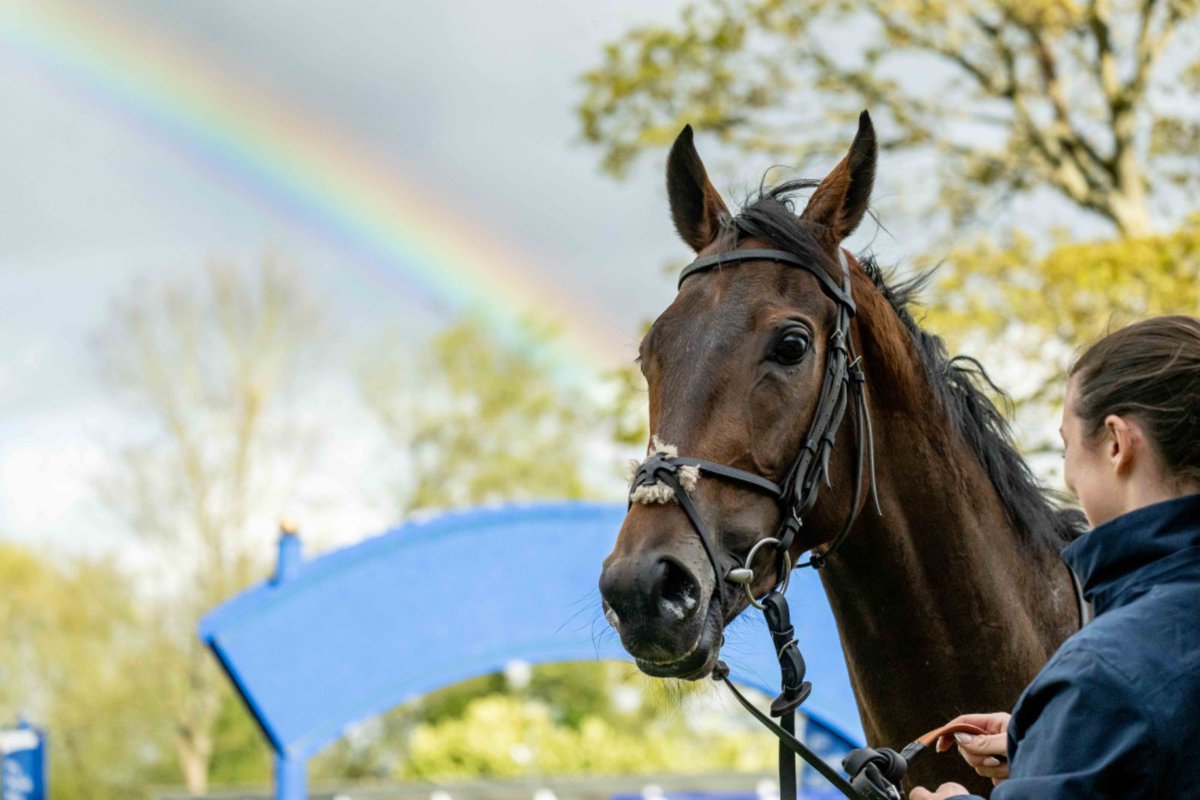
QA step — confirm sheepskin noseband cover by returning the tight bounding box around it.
[628,435,699,505]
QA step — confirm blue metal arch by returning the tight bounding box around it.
[199,501,864,797]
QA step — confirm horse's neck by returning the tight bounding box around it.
[815,310,1078,786]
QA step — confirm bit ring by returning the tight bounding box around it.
[734,537,792,610]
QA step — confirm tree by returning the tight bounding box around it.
[400,689,775,780]
[91,259,322,794]
[361,317,594,512]
[311,661,778,783]
[579,0,1200,237]
[927,215,1200,457]
[579,0,1200,464]
[0,542,177,800]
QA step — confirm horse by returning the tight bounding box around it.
[598,111,1084,794]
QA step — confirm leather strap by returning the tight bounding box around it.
[780,712,797,800]
[787,322,852,520]
[915,721,990,747]
[671,457,785,498]
[898,721,994,764]
[715,668,871,800]
[679,248,857,312]
[661,471,729,610]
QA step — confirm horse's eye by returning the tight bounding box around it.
[771,330,811,365]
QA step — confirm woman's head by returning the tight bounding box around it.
[1062,315,1200,526]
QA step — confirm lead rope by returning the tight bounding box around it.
[715,659,870,800]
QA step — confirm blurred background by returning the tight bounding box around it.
[1,0,1197,797]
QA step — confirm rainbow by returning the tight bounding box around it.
[0,1,628,381]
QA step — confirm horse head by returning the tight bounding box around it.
[599,112,877,679]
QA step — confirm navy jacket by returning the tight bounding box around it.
[954,493,1200,799]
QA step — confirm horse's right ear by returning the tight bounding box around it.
[666,125,730,253]
[800,111,876,241]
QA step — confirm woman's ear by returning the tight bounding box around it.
[1105,415,1137,475]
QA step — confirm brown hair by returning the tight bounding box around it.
[1070,315,1200,486]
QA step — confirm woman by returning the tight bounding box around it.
[913,315,1200,799]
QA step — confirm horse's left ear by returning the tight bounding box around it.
[800,111,876,241]
[666,125,730,252]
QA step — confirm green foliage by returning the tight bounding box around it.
[0,542,176,800]
[912,217,1200,468]
[930,217,1200,397]
[362,316,596,511]
[604,361,651,449]
[208,692,273,786]
[310,661,780,783]
[398,666,774,780]
[579,0,1200,235]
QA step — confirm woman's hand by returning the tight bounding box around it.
[909,782,969,799]
[935,712,1012,783]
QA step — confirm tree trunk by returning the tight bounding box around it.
[1108,189,1153,238]
[1107,107,1154,237]
[176,647,220,796]
[177,729,212,796]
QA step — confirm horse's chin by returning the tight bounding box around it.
[633,602,724,680]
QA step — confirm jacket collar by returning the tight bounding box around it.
[1062,493,1200,615]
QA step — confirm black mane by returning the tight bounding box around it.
[723,181,1083,551]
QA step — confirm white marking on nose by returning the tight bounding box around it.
[604,606,621,630]
[658,593,698,622]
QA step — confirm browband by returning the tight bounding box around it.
[678,247,856,312]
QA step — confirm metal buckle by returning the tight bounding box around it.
[726,537,792,610]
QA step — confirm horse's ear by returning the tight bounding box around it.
[800,111,876,241]
[666,125,730,252]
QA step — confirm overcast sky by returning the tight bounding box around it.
[0,0,1069,560]
[0,0,717,557]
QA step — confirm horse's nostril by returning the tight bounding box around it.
[600,553,703,630]
[656,558,699,622]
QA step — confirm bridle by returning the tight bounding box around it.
[629,244,888,799]
[626,245,1094,799]
[633,246,879,585]
[631,245,878,605]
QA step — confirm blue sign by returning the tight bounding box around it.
[200,501,863,800]
[1,722,46,800]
